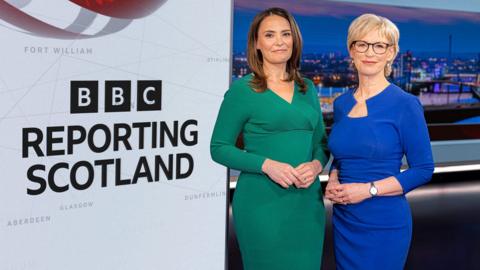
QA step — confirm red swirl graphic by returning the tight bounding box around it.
[0,0,166,39]
[70,0,166,19]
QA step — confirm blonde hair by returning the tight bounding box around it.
[247,7,306,92]
[347,13,400,76]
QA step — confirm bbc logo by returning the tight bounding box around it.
[70,80,162,113]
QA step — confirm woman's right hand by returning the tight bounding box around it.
[325,170,342,203]
[261,159,302,188]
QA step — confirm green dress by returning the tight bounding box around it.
[210,74,328,270]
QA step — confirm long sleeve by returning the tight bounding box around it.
[309,81,329,167]
[210,87,266,174]
[394,97,434,193]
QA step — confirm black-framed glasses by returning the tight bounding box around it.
[351,40,391,54]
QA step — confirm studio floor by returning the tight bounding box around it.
[227,170,480,270]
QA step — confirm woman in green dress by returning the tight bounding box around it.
[210,7,329,270]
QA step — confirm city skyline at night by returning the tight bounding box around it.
[232,0,480,127]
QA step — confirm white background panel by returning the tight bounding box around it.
[0,0,231,269]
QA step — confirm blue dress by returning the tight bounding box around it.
[328,84,434,270]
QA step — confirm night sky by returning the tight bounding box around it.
[233,0,480,56]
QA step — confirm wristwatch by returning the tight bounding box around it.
[369,182,378,197]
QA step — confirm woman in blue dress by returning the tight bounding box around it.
[326,14,434,270]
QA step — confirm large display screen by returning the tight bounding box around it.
[233,0,480,141]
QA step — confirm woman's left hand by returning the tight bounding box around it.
[334,183,371,204]
[295,160,323,189]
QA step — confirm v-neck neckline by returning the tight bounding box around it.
[267,83,297,105]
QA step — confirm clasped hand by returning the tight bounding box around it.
[325,174,371,205]
[261,159,323,189]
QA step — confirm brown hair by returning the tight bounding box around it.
[246,7,306,92]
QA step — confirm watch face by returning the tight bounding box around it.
[370,185,378,196]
